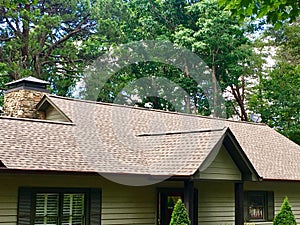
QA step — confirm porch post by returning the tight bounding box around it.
[184,180,194,225]
[235,182,244,225]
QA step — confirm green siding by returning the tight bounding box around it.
[0,173,186,225]
[101,185,155,224]
[0,173,156,225]
[195,181,235,225]
[2,173,300,225]
[198,146,241,180]
[0,179,18,225]
[45,106,68,122]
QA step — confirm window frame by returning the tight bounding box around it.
[17,187,101,225]
[244,191,274,222]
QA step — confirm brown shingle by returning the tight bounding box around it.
[0,95,299,180]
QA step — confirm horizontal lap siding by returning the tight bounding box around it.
[45,106,66,121]
[102,186,155,225]
[195,181,235,225]
[0,183,18,224]
[199,146,241,181]
[0,174,157,225]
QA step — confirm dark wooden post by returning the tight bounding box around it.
[184,180,194,225]
[235,182,244,225]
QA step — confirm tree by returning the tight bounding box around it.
[169,199,190,225]
[83,0,257,119]
[84,0,213,115]
[0,0,98,96]
[173,0,253,119]
[273,197,297,225]
[249,20,300,145]
[219,0,300,28]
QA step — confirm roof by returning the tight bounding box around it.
[0,115,231,176]
[0,94,300,181]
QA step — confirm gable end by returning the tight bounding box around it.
[36,96,72,123]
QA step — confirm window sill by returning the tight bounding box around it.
[245,222,273,225]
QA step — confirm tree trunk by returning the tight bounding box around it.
[184,59,191,114]
[230,84,248,121]
[21,4,30,71]
[212,52,219,117]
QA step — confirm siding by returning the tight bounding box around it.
[3,173,300,225]
[195,181,235,225]
[198,146,241,180]
[101,185,155,224]
[0,173,187,225]
[0,182,17,225]
[45,105,68,122]
[0,173,156,225]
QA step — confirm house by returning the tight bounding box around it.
[0,76,300,225]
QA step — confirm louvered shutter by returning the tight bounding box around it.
[267,191,274,221]
[62,194,85,225]
[18,187,32,225]
[90,189,101,225]
[34,193,59,225]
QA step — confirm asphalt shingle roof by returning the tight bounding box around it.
[0,94,299,180]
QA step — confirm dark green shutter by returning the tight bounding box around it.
[17,187,32,225]
[160,191,167,225]
[267,191,274,221]
[90,188,101,225]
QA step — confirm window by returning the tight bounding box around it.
[18,188,101,225]
[244,191,274,222]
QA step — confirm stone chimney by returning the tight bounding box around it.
[3,76,49,119]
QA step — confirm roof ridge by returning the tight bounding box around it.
[49,95,267,127]
[0,116,74,125]
[137,127,227,137]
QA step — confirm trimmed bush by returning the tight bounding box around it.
[273,197,297,225]
[169,199,190,225]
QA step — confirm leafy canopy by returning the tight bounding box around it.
[0,0,100,96]
[219,0,300,28]
[249,20,300,145]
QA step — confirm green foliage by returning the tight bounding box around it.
[249,20,300,145]
[169,199,190,225]
[173,0,253,119]
[219,0,300,27]
[0,0,103,96]
[273,197,297,225]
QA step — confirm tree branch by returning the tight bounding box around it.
[43,14,93,59]
[0,36,13,41]
[4,17,20,37]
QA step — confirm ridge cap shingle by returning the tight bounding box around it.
[48,95,267,127]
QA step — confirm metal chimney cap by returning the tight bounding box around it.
[6,76,50,86]
[5,76,50,93]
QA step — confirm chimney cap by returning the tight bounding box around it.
[5,76,50,93]
[6,76,50,86]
